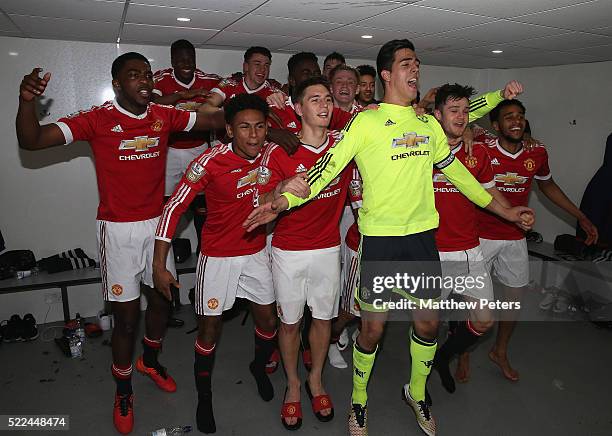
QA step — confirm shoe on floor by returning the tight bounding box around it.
[113,393,134,434]
[402,384,436,436]
[21,313,39,341]
[135,356,177,392]
[539,289,558,310]
[3,314,23,342]
[348,403,368,436]
[553,291,572,314]
[351,328,360,344]
[337,328,349,351]
[328,343,348,369]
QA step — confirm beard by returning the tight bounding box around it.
[500,131,524,144]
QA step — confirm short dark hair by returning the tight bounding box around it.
[288,52,319,76]
[357,64,377,79]
[324,51,345,65]
[434,83,476,110]
[111,52,150,79]
[329,64,359,82]
[171,39,195,54]
[244,46,272,62]
[489,99,526,123]
[224,93,269,125]
[293,76,331,104]
[376,39,415,86]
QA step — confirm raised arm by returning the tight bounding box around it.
[468,80,524,123]
[16,68,66,150]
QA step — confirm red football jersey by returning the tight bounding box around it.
[156,143,267,257]
[257,131,350,250]
[433,143,495,251]
[56,100,195,222]
[211,77,280,105]
[477,139,551,240]
[268,97,355,133]
[344,162,363,252]
[153,68,220,150]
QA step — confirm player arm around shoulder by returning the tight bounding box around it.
[16,68,66,150]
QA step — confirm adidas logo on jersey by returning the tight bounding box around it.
[295,163,307,173]
[111,124,124,133]
[385,119,396,126]
[491,158,500,165]
[287,121,297,129]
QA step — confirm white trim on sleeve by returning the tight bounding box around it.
[481,180,496,189]
[155,236,172,243]
[534,173,552,181]
[184,112,197,132]
[55,121,73,145]
[210,87,226,101]
[152,89,162,96]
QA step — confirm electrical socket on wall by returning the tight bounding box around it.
[44,293,61,304]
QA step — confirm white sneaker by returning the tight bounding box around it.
[328,343,348,369]
[539,289,558,310]
[337,328,349,351]
[352,328,360,344]
[553,291,571,314]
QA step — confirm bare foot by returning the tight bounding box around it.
[455,352,470,383]
[283,381,301,426]
[488,350,519,381]
[306,375,332,417]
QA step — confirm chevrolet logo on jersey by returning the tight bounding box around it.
[119,136,159,152]
[495,172,528,185]
[237,168,258,188]
[176,101,202,111]
[392,132,429,149]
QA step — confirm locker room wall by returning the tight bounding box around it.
[3,36,608,323]
[0,36,483,322]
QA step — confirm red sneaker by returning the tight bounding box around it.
[135,356,177,392]
[266,348,280,374]
[113,393,134,434]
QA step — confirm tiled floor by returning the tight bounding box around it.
[1,305,611,435]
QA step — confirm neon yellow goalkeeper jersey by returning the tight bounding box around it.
[283,90,504,236]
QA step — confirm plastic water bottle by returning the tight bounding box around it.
[75,313,86,342]
[68,335,83,358]
[150,425,192,436]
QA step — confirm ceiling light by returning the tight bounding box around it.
[8,51,18,56]
[491,49,503,54]
[177,17,191,22]
[148,58,155,62]
[361,35,373,39]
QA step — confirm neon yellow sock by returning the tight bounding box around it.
[409,329,436,401]
[352,342,377,406]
